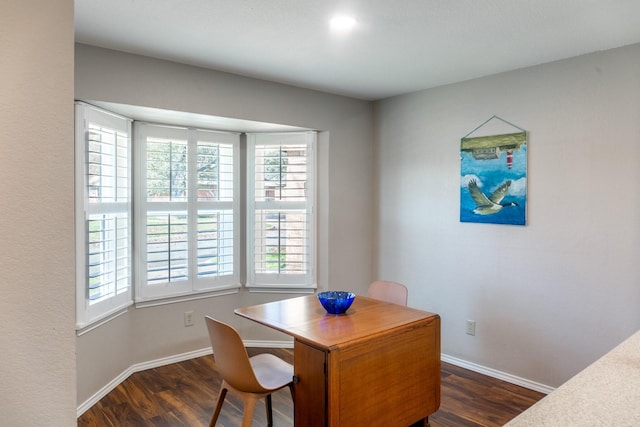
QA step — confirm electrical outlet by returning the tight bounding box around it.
[184,311,194,327]
[466,319,476,336]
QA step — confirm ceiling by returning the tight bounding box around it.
[75,0,640,101]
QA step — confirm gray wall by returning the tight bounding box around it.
[74,44,374,406]
[0,1,76,425]
[373,43,640,388]
[6,4,639,419]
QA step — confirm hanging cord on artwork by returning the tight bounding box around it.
[462,115,527,139]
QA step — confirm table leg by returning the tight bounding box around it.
[409,417,429,427]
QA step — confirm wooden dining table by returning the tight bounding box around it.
[235,294,441,427]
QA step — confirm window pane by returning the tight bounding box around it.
[87,214,130,302]
[254,144,308,202]
[197,210,234,277]
[197,142,234,202]
[146,138,188,202]
[146,213,188,284]
[254,209,308,274]
[87,124,128,203]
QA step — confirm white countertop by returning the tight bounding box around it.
[505,329,640,426]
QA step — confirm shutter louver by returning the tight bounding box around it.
[197,209,234,277]
[146,213,189,284]
[254,209,308,275]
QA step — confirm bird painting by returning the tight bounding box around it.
[460,123,527,225]
[467,179,518,215]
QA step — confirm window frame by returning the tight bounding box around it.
[246,132,317,291]
[134,122,241,304]
[75,102,133,330]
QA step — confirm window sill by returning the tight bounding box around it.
[76,304,131,336]
[246,285,317,294]
[134,285,241,308]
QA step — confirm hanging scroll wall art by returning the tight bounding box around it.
[460,116,527,226]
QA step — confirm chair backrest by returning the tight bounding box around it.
[205,316,264,392]
[366,280,408,306]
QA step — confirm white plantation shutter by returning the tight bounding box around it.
[75,102,133,329]
[76,103,318,327]
[196,135,235,279]
[135,123,239,302]
[247,132,316,289]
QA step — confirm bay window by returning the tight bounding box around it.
[75,102,316,329]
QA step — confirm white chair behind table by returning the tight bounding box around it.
[366,280,408,306]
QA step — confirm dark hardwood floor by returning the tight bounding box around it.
[78,348,545,427]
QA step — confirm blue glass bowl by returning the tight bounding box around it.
[317,291,356,314]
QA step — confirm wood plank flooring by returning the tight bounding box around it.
[78,348,545,427]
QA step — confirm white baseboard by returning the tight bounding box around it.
[76,346,213,417]
[77,341,551,418]
[441,354,555,395]
[76,341,293,417]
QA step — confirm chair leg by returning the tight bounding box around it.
[209,385,228,427]
[241,394,260,427]
[265,394,273,427]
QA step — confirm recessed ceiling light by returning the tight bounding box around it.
[329,15,357,34]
